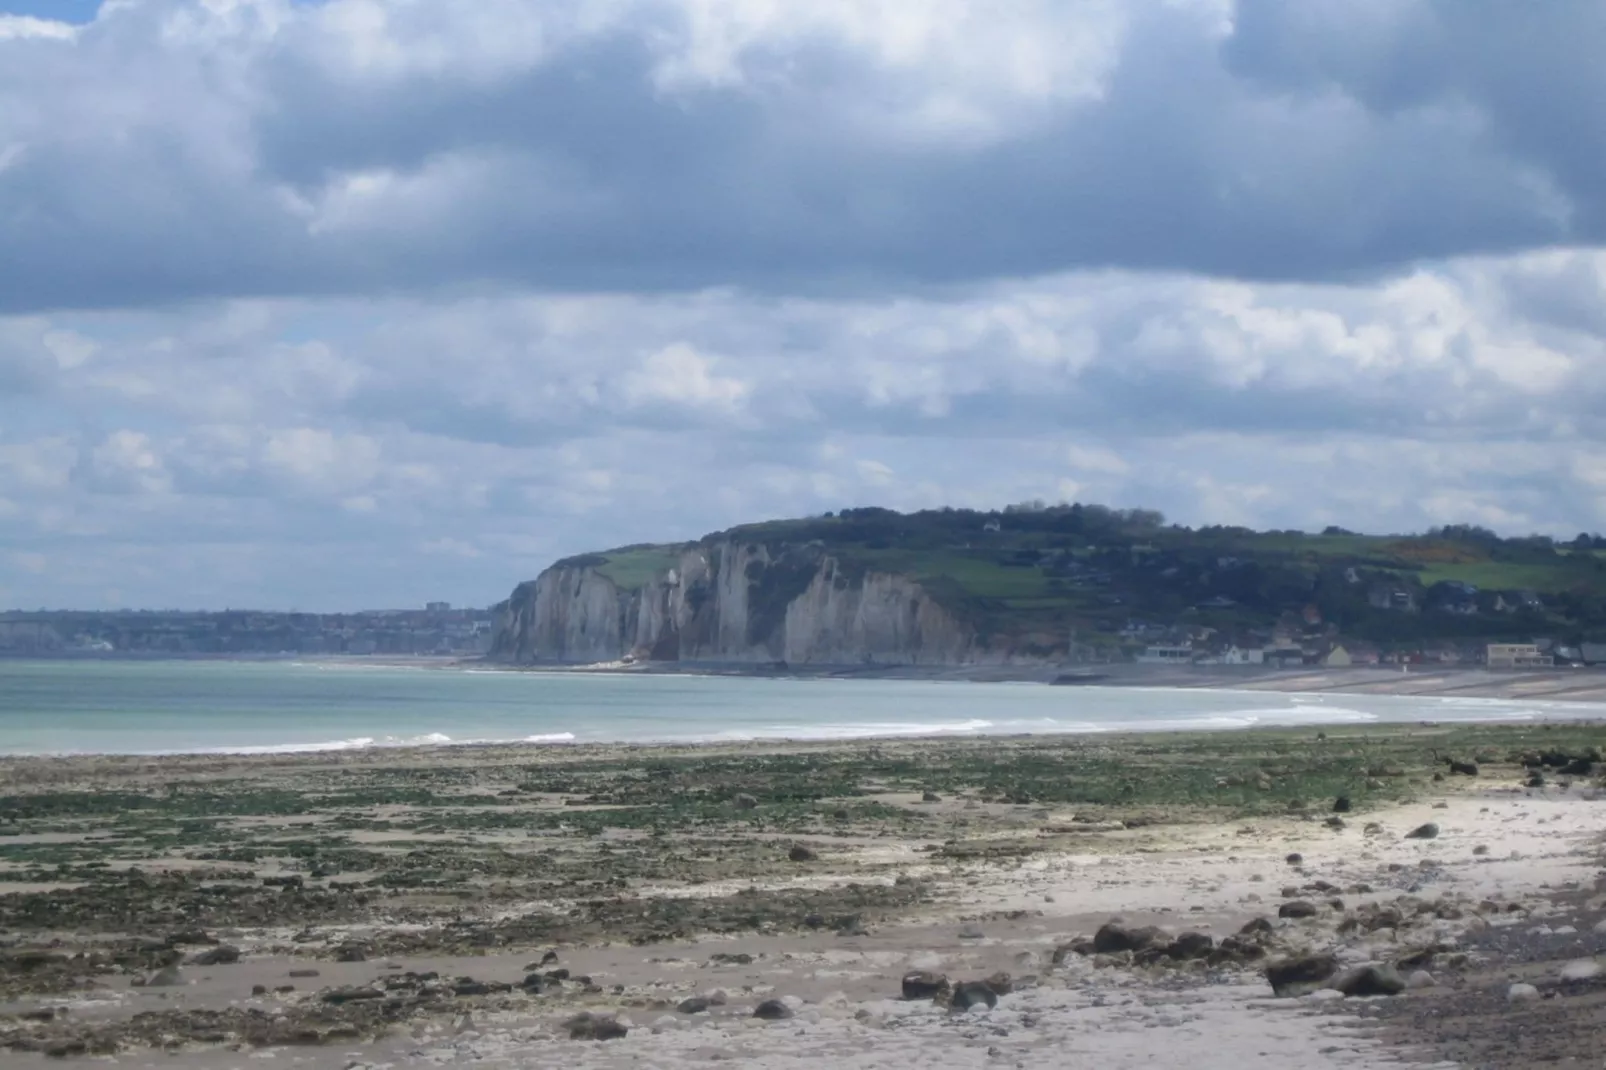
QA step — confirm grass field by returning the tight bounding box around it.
[561,511,1606,644]
[592,547,684,590]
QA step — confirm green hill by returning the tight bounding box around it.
[557,505,1606,652]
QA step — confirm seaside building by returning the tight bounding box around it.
[1485,643,1554,669]
[1136,644,1195,665]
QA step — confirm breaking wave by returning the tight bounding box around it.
[187,731,576,756]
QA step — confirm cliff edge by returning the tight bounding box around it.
[490,540,982,666]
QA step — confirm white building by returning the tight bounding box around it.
[1136,645,1195,665]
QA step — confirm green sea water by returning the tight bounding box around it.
[0,658,1597,755]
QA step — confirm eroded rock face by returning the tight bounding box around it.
[491,542,984,666]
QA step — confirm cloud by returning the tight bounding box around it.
[620,343,749,413]
[81,430,172,495]
[1,245,1604,608]
[2,2,1604,610]
[1,0,1604,312]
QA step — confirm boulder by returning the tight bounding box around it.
[901,970,951,1000]
[1239,917,1274,936]
[1405,823,1440,840]
[676,996,712,1014]
[1285,853,1304,865]
[1051,939,1096,963]
[982,971,1014,995]
[567,1012,628,1040]
[734,794,759,810]
[1166,932,1214,960]
[321,987,384,1005]
[1210,935,1267,964]
[1265,954,1339,997]
[334,944,368,963]
[1407,971,1437,989]
[1092,922,1164,953]
[1448,760,1479,777]
[1508,983,1540,1002]
[950,981,998,1011]
[752,999,794,1020]
[188,945,240,966]
[922,792,942,803]
[1332,796,1352,813]
[1332,964,1405,997]
[788,844,817,863]
[1278,900,1319,920]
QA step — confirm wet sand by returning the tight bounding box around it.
[1,725,1602,1068]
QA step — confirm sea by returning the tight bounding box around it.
[0,658,1601,756]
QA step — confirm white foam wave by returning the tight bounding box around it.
[203,732,446,755]
[706,718,995,742]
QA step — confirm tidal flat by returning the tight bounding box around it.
[1,724,1603,1069]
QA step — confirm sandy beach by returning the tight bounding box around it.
[449,657,1606,705]
[1,724,1603,1069]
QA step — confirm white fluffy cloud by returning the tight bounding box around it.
[1,1,1604,608]
[2,246,1605,608]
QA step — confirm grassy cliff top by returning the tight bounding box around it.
[549,506,1606,646]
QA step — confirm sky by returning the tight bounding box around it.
[2,1,1605,611]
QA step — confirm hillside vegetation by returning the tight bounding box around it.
[554,505,1606,652]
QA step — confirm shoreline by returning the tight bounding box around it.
[314,656,1606,705]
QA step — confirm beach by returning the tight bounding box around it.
[2,723,1603,1069]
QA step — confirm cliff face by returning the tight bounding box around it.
[490,541,983,666]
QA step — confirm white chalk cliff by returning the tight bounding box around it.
[491,541,982,665]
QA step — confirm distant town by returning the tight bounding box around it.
[0,604,494,657]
